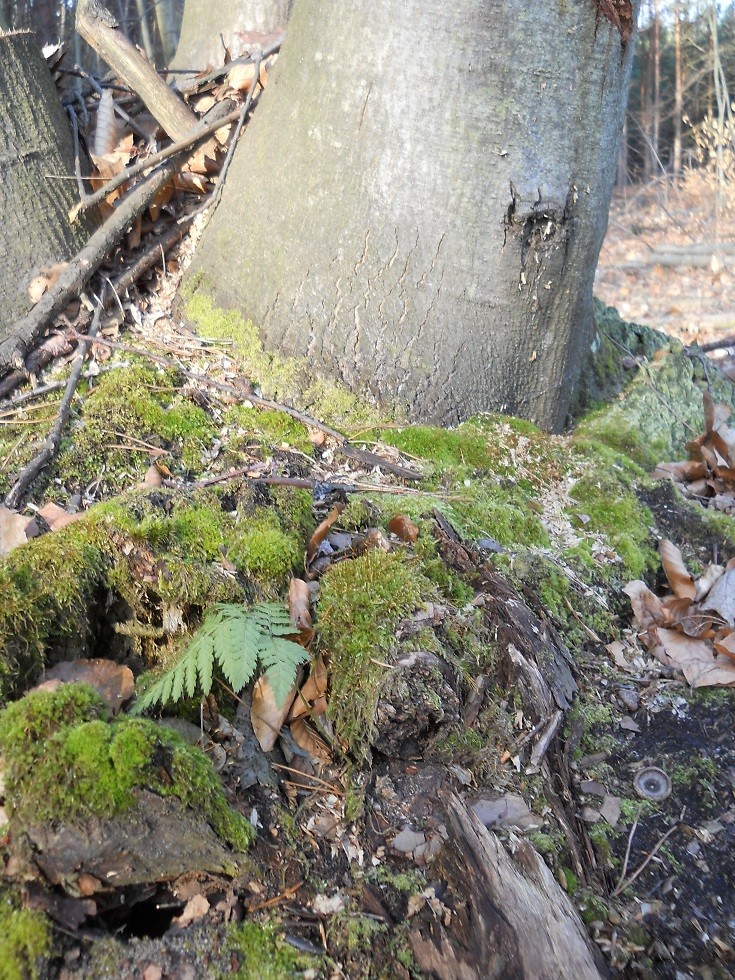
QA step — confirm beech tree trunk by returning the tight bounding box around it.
[170,0,291,82]
[0,31,94,340]
[183,0,639,431]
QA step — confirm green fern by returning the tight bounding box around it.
[132,603,309,714]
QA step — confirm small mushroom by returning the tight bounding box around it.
[633,766,671,801]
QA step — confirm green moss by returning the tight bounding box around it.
[318,550,428,760]
[229,513,301,588]
[0,892,51,980]
[567,475,657,581]
[0,685,253,850]
[0,526,109,694]
[380,424,493,469]
[56,363,215,492]
[184,294,387,431]
[226,920,311,979]
[224,405,313,456]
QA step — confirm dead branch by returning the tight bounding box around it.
[65,332,422,481]
[4,294,105,510]
[0,332,76,401]
[76,0,198,141]
[0,164,175,376]
[70,107,241,220]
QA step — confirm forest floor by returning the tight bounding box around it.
[596,173,735,365]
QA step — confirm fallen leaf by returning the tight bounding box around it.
[35,659,135,714]
[0,507,30,555]
[37,502,84,530]
[288,656,328,722]
[251,675,297,752]
[659,539,696,599]
[27,262,68,303]
[307,502,345,563]
[143,464,163,487]
[700,567,735,626]
[172,893,209,928]
[387,514,420,543]
[654,627,735,686]
[290,717,332,764]
[289,578,314,645]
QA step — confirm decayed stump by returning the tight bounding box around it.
[0,32,94,340]
[409,793,609,979]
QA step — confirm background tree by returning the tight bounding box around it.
[182,0,639,431]
[169,0,292,85]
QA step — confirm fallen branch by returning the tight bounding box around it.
[0,164,175,376]
[66,332,422,481]
[107,213,196,299]
[70,107,241,220]
[4,293,105,509]
[611,821,679,897]
[76,0,198,141]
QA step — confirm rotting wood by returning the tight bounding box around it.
[409,792,608,979]
[76,0,198,141]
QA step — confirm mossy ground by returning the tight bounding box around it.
[2,298,734,975]
[0,891,51,980]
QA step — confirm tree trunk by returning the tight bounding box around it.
[673,0,683,178]
[153,0,179,66]
[0,31,95,340]
[170,0,291,82]
[652,0,661,173]
[183,0,638,431]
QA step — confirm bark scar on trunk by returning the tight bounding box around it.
[506,184,571,272]
[595,0,634,51]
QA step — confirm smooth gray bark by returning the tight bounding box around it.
[184,0,639,430]
[0,31,94,342]
[170,0,291,80]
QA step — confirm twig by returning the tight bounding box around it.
[65,332,422,481]
[201,56,261,220]
[107,214,195,298]
[172,33,285,93]
[4,292,106,510]
[699,335,735,353]
[613,813,639,896]
[70,107,242,220]
[612,822,679,897]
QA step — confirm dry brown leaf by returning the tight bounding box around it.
[35,659,134,714]
[700,567,735,627]
[227,62,257,92]
[387,514,420,543]
[251,675,297,752]
[659,539,696,599]
[0,506,30,555]
[37,502,84,530]
[289,578,314,645]
[290,717,332,764]
[694,563,725,601]
[288,656,328,722]
[143,464,163,487]
[307,502,345,563]
[624,580,668,635]
[713,630,735,661]
[172,894,209,928]
[653,627,735,687]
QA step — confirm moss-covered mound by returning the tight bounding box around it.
[0,683,253,850]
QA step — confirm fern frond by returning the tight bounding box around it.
[131,601,309,714]
[258,634,310,706]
